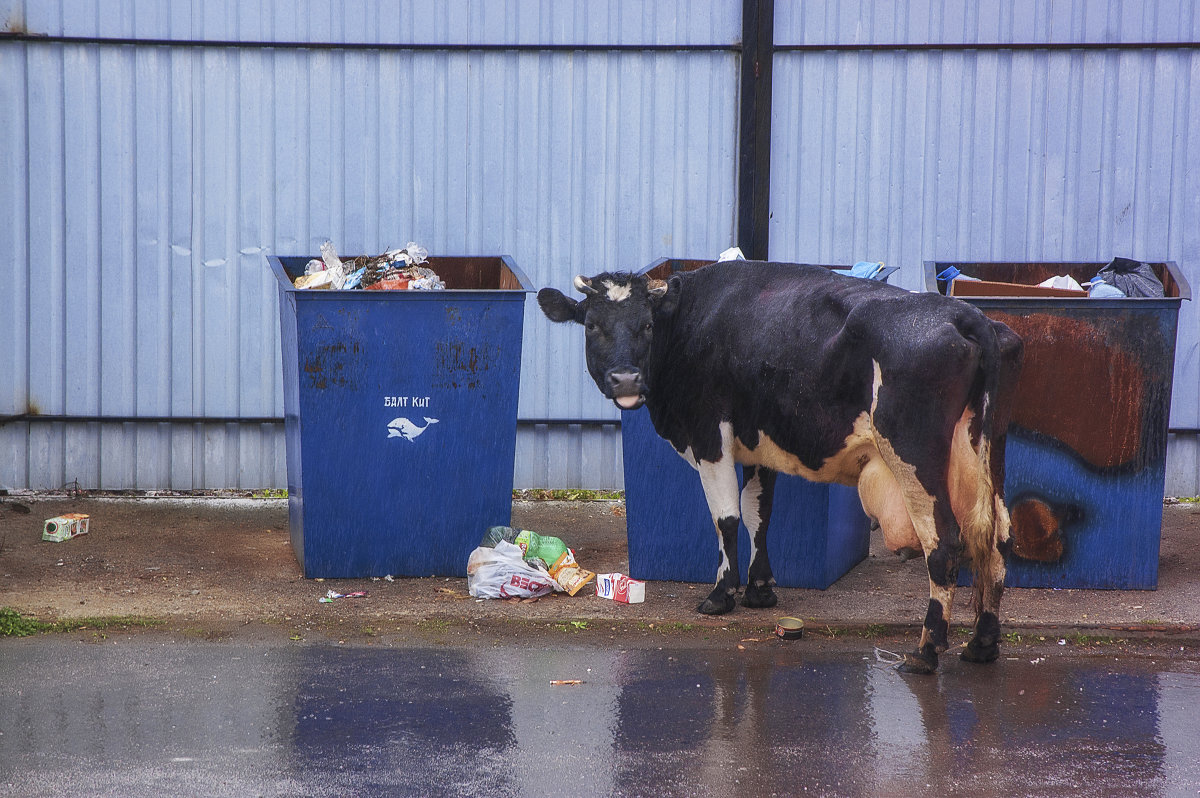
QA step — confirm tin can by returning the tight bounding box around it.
[775,616,804,640]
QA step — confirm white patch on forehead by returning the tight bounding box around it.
[601,280,633,302]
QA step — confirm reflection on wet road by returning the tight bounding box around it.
[2,638,1198,796]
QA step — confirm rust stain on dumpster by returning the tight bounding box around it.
[989,311,1148,470]
[1009,497,1068,562]
[304,341,364,391]
[434,340,495,391]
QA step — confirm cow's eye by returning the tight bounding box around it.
[643,322,653,333]
[585,321,598,333]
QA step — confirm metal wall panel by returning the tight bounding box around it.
[5,0,1198,494]
[10,0,739,46]
[770,1,1200,496]
[0,0,740,490]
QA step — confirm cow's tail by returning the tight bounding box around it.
[956,310,1007,583]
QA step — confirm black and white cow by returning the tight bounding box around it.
[539,260,1023,674]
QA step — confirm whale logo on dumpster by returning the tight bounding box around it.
[387,417,439,441]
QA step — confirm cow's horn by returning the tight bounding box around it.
[574,275,598,295]
[646,278,668,296]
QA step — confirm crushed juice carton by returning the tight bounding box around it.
[42,513,90,542]
[595,572,645,604]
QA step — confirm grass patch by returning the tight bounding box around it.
[0,608,162,637]
[513,489,624,502]
[0,608,48,637]
[251,488,288,499]
[554,620,590,633]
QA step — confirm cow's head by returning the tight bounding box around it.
[538,272,679,411]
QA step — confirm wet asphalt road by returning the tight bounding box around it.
[2,636,1200,797]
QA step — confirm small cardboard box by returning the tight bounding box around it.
[595,572,645,604]
[43,514,90,542]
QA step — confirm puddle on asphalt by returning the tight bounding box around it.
[2,639,1198,796]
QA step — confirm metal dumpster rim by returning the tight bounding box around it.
[269,254,535,295]
[922,258,1192,301]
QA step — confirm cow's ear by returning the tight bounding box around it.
[538,287,582,323]
[652,274,682,317]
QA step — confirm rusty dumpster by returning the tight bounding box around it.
[926,260,1190,588]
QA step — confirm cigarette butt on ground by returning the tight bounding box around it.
[550,679,584,686]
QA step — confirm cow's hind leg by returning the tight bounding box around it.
[962,496,1011,664]
[873,430,961,675]
[898,502,960,676]
[696,451,742,616]
[741,466,778,608]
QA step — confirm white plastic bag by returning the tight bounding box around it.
[1037,274,1084,292]
[467,541,560,599]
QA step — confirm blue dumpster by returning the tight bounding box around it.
[270,255,533,578]
[926,260,1190,588]
[621,258,872,588]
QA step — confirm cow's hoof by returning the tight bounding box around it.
[896,649,938,675]
[696,593,736,615]
[961,637,1000,664]
[741,583,778,609]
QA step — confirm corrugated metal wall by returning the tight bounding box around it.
[769,0,1200,495]
[0,0,741,490]
[2,0,1198,494]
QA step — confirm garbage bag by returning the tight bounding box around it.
[481,526,568,570]
[467,541,560,599]
[1095,257,1164,298]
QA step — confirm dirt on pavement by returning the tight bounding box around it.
[2,495,1200,651]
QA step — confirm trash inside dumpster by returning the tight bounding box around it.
[270,250,533,579]
[293,241,448,291]
[927,259,1191,588]
[620,257,874,589]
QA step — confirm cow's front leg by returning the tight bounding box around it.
[696,453,741,615]
[741,466,778,609]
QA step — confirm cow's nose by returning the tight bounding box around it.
[607,370,641,396]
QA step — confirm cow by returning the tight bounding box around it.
[538,260,1023,674]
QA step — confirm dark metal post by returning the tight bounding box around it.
[738,0,774,261]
